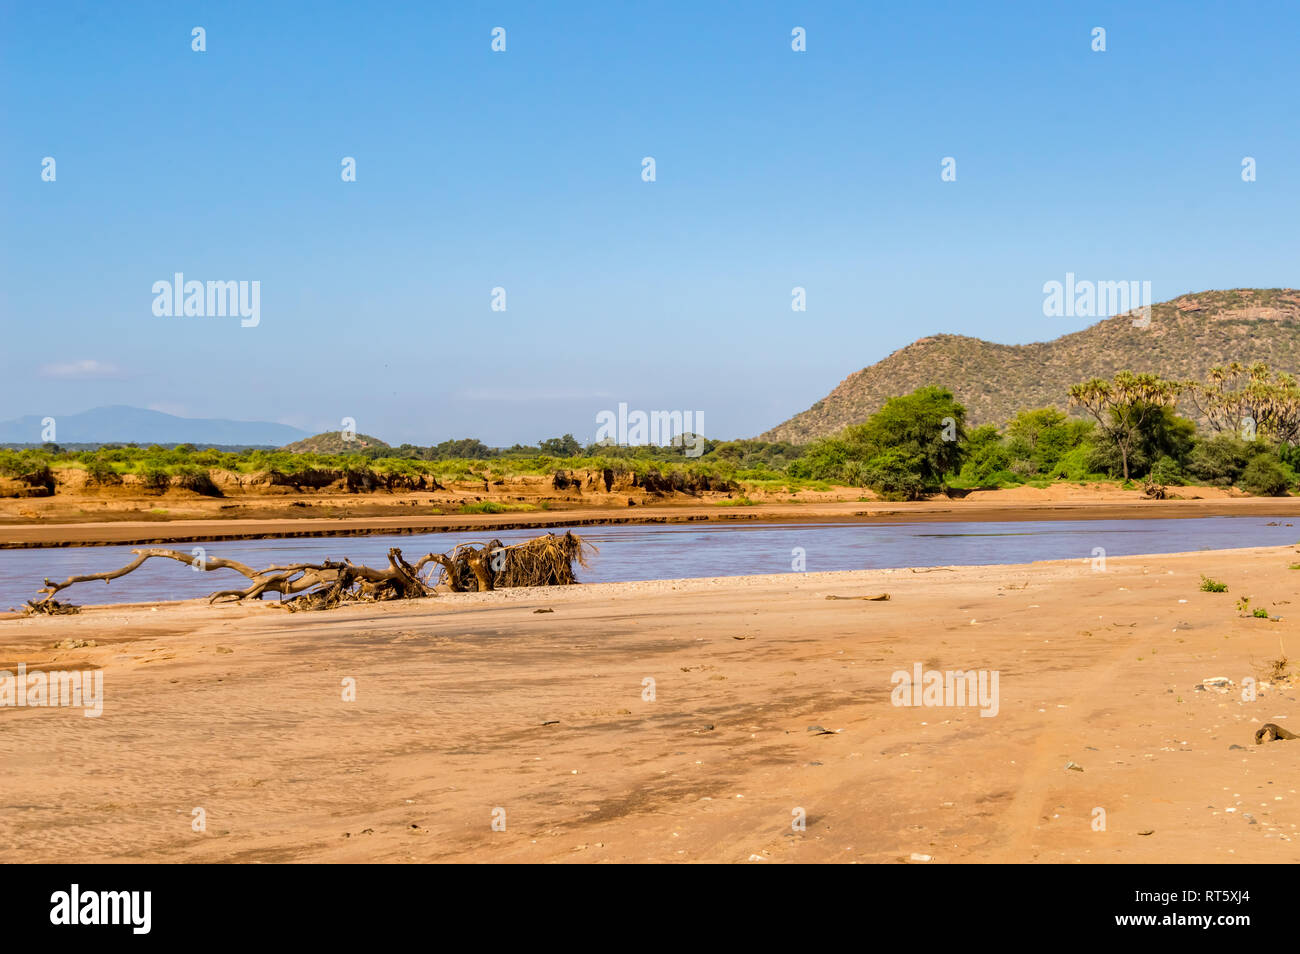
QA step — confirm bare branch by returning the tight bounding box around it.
[25,534,594,613]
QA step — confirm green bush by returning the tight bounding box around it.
[85,458,119,485]
[1081,405,1195,480]
[1148,455,1186,486]
[842,386,967,487]
[1240,455,1292,496]
[0,451,56,493]
[786,437,848,481]
[959,436,1013,484]
[1187,435,1254,486]
[863,451,927,501]
[0,449,53,483]
[1277,443,1300,471]
[1005,408,1093,471]
[840,459,869,487]
[138,461,170,492]
[1046,446,1094,481]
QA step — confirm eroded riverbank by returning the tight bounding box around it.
[2,494,1296,549]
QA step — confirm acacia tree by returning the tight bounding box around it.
[1262,373,1300,444]
[1184,362,1300,444]
[1068,371,1183,480]
[538,434,582,456]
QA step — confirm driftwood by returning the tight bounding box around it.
[25,532,593,614]
[423,533,591,592]
[1142,480,1168,500]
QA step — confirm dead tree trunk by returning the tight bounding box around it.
[24,533,593,612]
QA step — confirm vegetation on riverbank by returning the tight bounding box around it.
[5,363,1299,503]
[784,364,1300,499]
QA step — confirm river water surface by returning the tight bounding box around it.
[4,514,1299,609]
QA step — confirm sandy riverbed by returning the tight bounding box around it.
[2,544,1299,863]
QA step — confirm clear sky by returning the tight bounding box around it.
[2,1,1297,445]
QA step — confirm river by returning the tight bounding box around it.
[4,514,1298,609]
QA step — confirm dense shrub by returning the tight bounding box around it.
[959,426,1013,484]
[709,440,803,472]
[85,458,120,485]
[1147,455,1186,486]
[1187,435,1255,486]
[792,387,969,491]
[1240,455,1292,496]
[862,451,927,501]
[1046,446,1095,481]
[1277,443,1300,471]
[137,461,171,492]
[1005,408,1093,472]
[1083,437,1145,479]
[843,386,967,487]
[786,438,850,482]
[1083,406,1195,480]
[0,449,52,480]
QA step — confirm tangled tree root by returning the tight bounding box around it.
[24,532,594,614]
[423,532,591,592]
[1142,480,1168,499]
[22,598,81,616]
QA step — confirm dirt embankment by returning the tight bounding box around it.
[0,466,745,528]
[0,474,1290,549]
[2,464,733,500]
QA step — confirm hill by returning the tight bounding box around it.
[760,289,1300,442]
[0,405,310,446]
[279,432,391,454]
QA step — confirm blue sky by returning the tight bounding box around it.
[2,1,1297,445]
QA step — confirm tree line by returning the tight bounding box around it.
[4,362,1298,500]
[786,363,1300,499]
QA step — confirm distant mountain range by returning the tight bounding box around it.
[761,289,1300,442]
[0,405,311,446]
